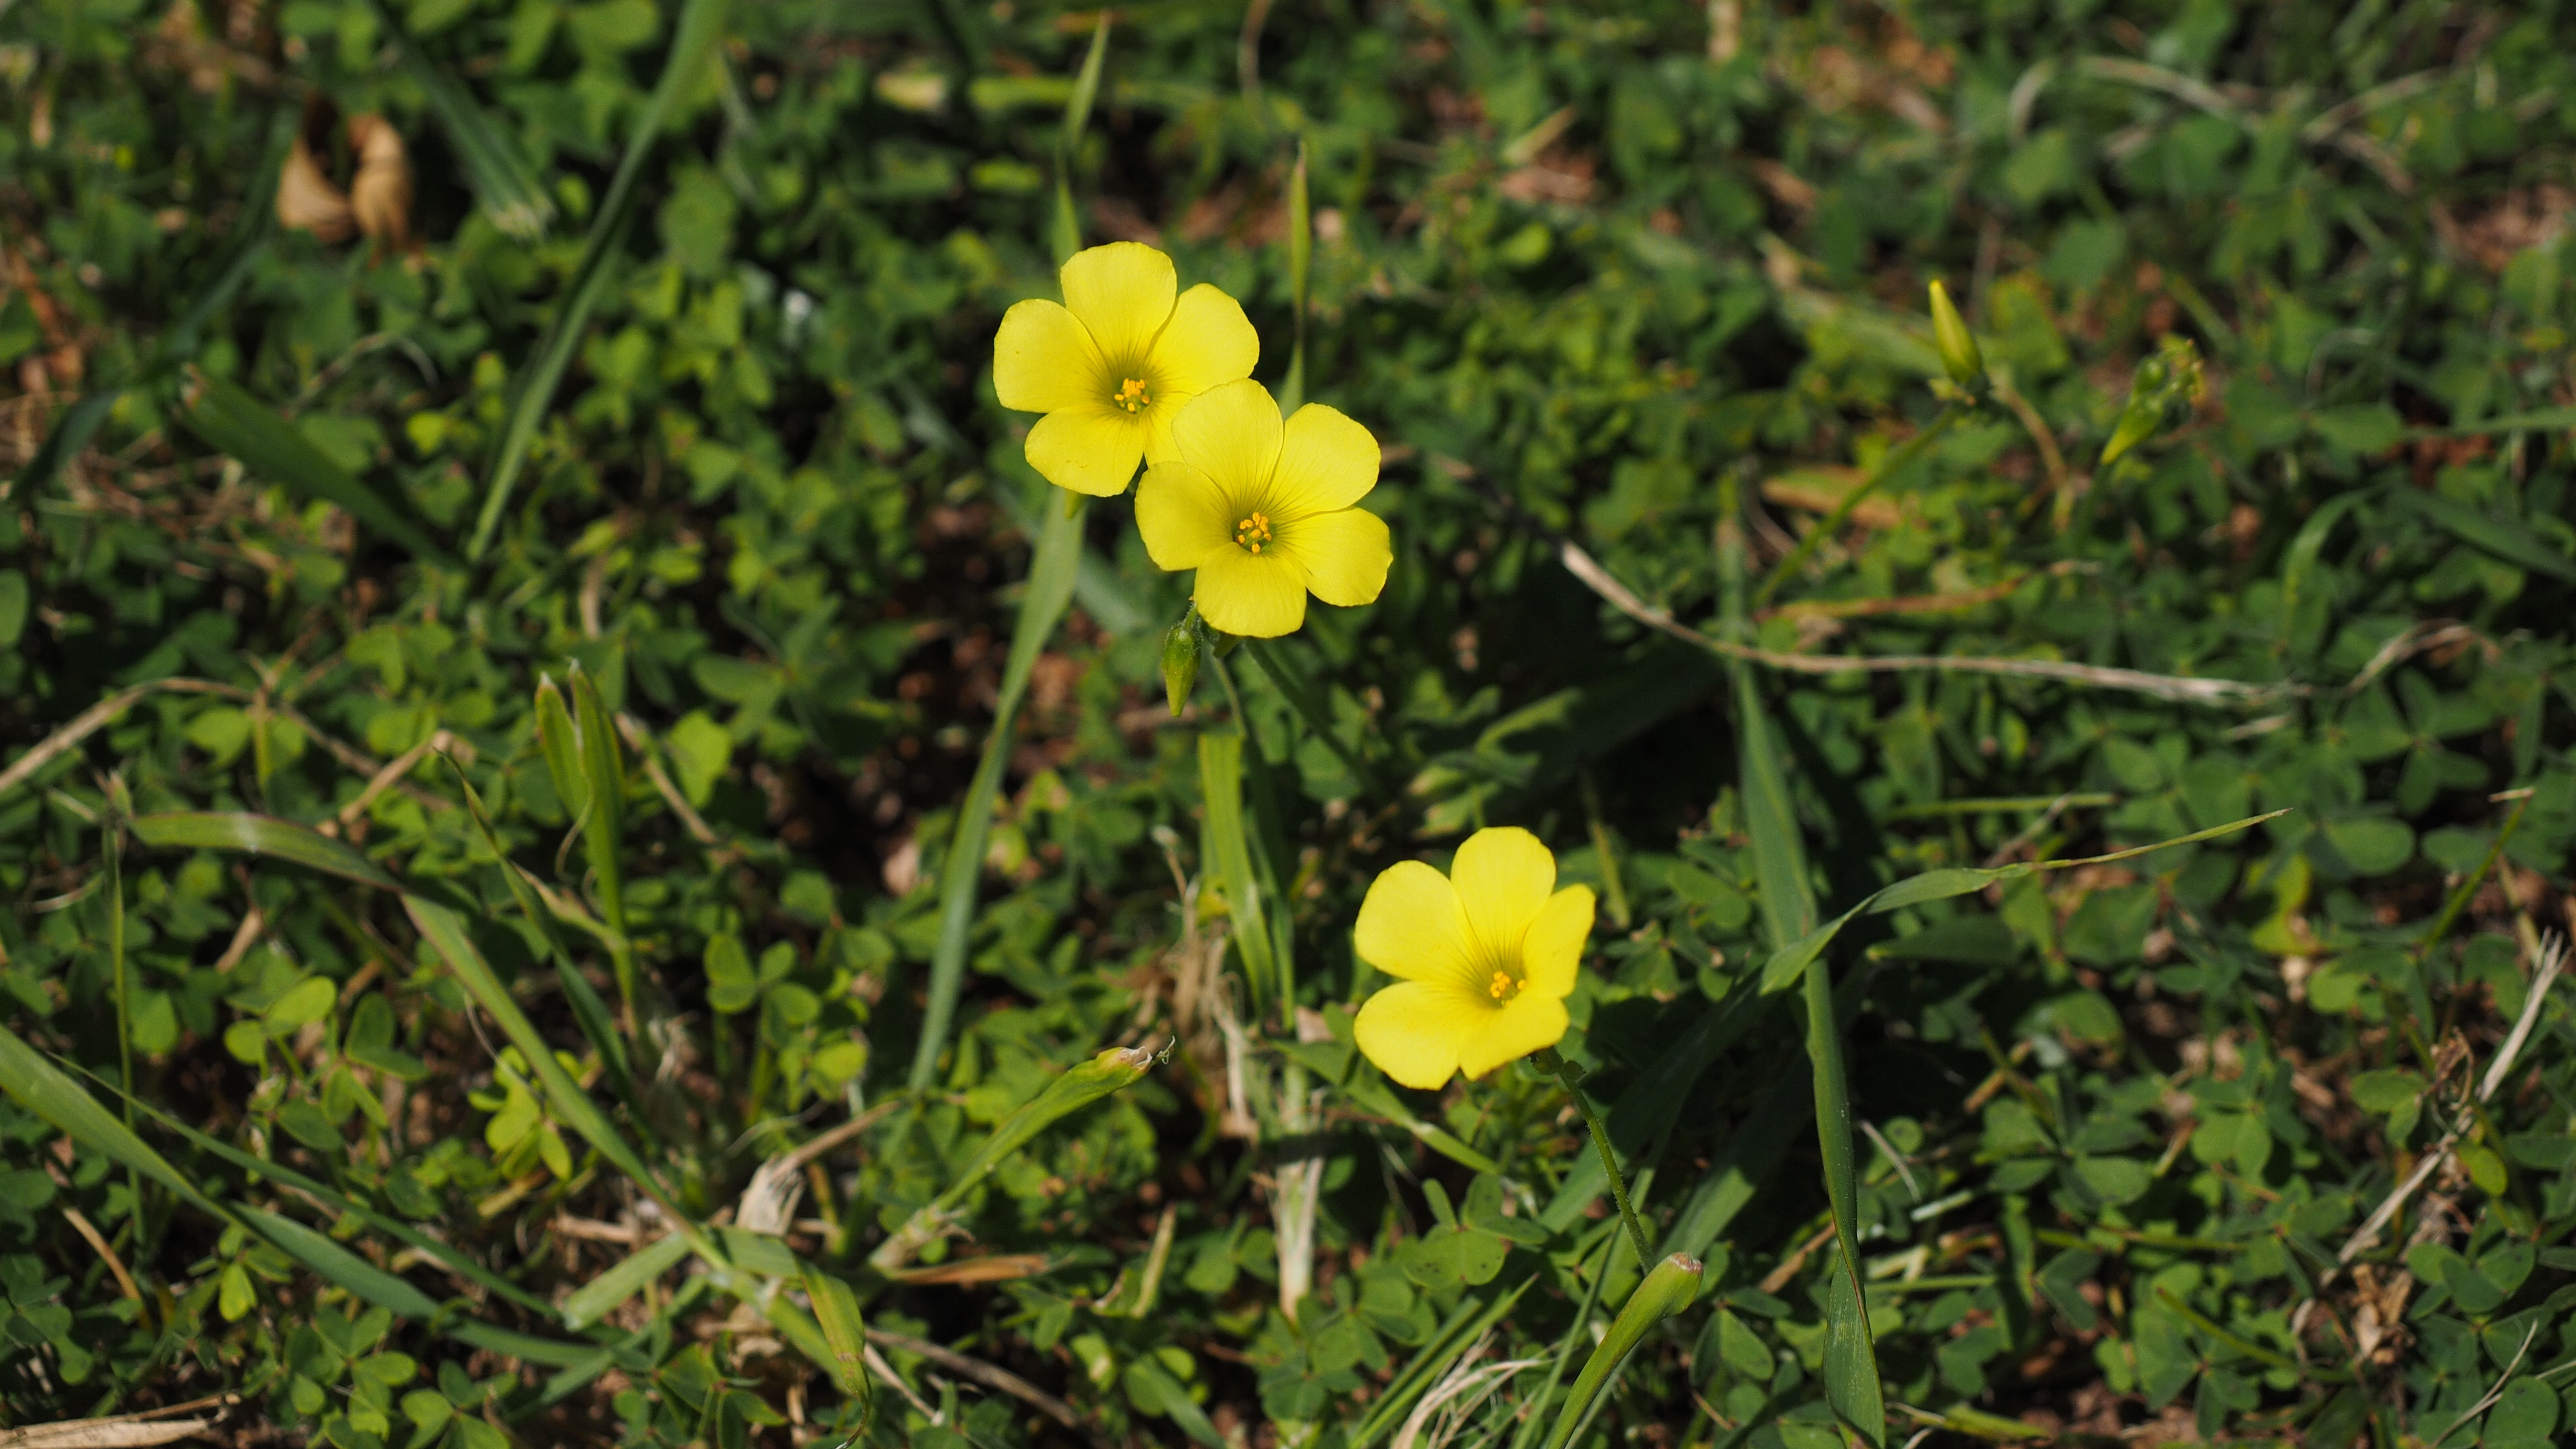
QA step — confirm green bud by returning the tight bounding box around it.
[1160,615,1201,716]
[2099,333,2206,468]
[1542,1252,1704,1449]
[1928,279,1984,389]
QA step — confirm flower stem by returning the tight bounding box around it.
[1751,403,1961,611]
[1536,1047,1652,1270]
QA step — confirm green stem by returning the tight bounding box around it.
[1752,405,1960,611]
[1241,637,1368,786]
[1538,1047,1652,1270]
[908,493,1087,1092]
[104,815,142,1231]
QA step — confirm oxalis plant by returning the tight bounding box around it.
[19,5,2568,1449]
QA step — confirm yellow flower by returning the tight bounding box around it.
[1351,827,1595,1089]
[1134,378,1391,639]
[992,241,1259,496]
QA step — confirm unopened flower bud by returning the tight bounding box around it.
[1928,279,1984,389]
[1161,616,1201,716]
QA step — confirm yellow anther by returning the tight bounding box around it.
[1233,510,1273,553]
[1487,971,1519,1001]
[1113,377,1151,413]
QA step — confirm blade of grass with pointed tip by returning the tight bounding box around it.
[468,0,728,561]
[101,1075,554,1316]
[1730,525,1879,1444]
[405,896,685,1227]
[568,669,639,1022]
[1197,729,1275,1012]
[561,1232,690,1329]
[379,3,554,239]
[1281,139,1311,413]
[1541,1253,1703,1449]
[535,675,588,825]
[1050,14,1110,266]
[179,377,457,566]
[1755,810,2292,995]
[0,1023,229,1220]
[241,1205,443,1319]
[1348,1277,1534,1449]
[127,811,400,891]
[873,1044,1154,1271]
[446,756,634,1104]
[908,492,1087,1091]
[805,1268,875,1425]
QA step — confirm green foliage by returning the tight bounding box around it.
[5,1,2576,1445]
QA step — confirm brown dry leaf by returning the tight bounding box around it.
[277,134,353,242]
[348,115,413,252]
[0,1421,211,1449]
[1761,467,1905,529]
[884,1252,1052,1285]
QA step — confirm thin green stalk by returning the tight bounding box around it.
[1241,637,1367,786]
[1752,405,1960,610]
[908,492,1087,1091]
[1537,1048,1651,1270]
[103,814,140,1226]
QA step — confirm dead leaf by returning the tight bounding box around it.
[278,117,353,244]
[348,115,413,253]
[0,1421,211,1449]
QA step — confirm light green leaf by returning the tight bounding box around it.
[129,812,400,891]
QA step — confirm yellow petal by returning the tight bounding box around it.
[1191,543,1307,637]
[992,299,1104,414]
[1150,283,1260,394]
[1283,506,1391,608]
[1354,980,1485,1090]
[1450,826,1556,957]
[1171,378,1284,495]
[1271,404,1379,517]
[1354,860,1473,983]
[1024,405,1146,497]
[1135,460,1234,572]
[1519,885,1597,999]
[1456,991,1569,1079]
[1059,241,1175,364]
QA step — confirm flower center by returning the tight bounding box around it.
[1234,511,1273,554]
[1487,970,1521,1002]
[1113,377,1152,413]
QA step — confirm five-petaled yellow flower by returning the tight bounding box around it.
[1135,378,1391,639]
[1351,828,1595,1089]
[992,241,1259,496]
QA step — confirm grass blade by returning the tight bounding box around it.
[1050,13,1110,265]
[908,492,1087,1090]
[1196,729,1275,1010]
[405,897,678,1216]
[1540,1253,1703,1449]
[568,667,640,1023]
[467,0,729,561]
[240,1205,443,1319]
[445,756,634,1102]
[0,1023,227,1219]
[178,376,456,567]
[805,1269,875,1426]
[560,1232,688,1329]
[380,5,554,239]
[105,1077,555,1315]
[1280,138,1311,413]
[872,1043,1153,1270]
[1660,1065,1810,1260]
[127,811,400,891]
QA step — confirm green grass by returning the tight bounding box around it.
[4,2,2576,1447]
